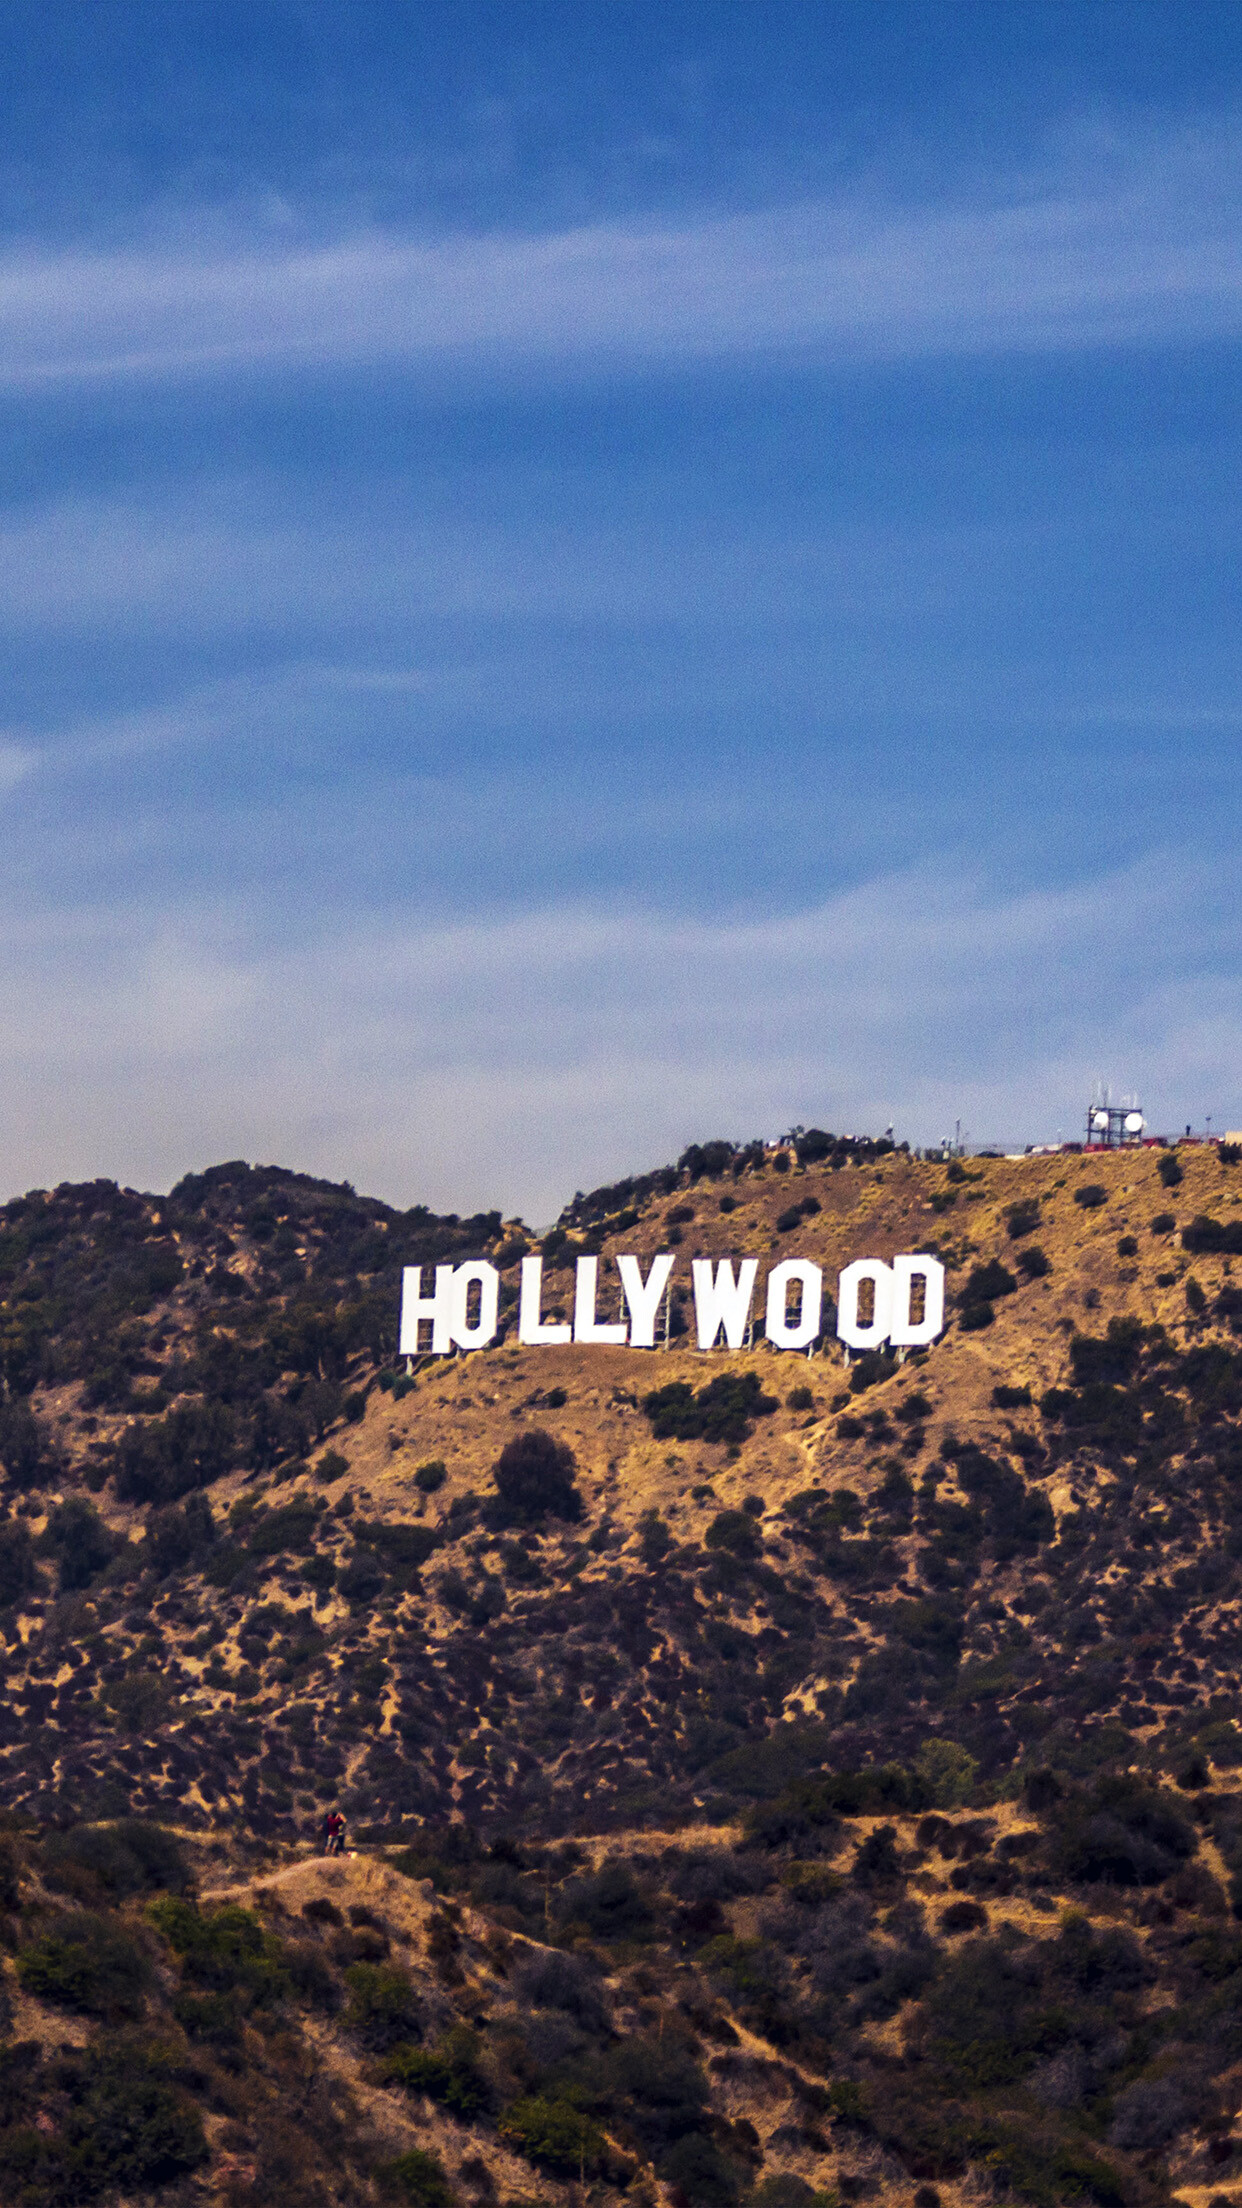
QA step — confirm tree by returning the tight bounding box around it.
[44,1496,114,1591]
[0,1400,56,1490]
[0,1518,38,1607]
[491,1430,581,1524]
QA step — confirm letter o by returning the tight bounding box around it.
[765,1260,823,1349]
[836,1259,894,1350]
[450,1261,499,1350]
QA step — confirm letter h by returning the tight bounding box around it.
[399,1265,456,1356]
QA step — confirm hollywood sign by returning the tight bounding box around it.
[400,1252,945,1356]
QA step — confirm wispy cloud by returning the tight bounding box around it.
[0,853,1236,1216]
[2,124,1240,386]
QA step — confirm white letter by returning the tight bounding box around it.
[518,1256,571,1345]
[450,1261,500,1350]
[889,1254,945,1346]
[836,1259,894,1350]
[692,1257,758,1349]
[574,1255,627,1344]
[399,1264,456,1356]
[766,1260,823,1350]
[617,1253,674,1348]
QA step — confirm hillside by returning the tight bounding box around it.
[3,1138,1242,2207]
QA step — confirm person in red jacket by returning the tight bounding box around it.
[321,1808,347,1856]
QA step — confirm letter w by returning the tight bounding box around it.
[691,1258,758,1349]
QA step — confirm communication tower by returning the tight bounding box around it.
[1085,1085,1145,1148]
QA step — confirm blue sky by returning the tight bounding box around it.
[3,3,1242,1217]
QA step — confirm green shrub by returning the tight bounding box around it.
[46,2045,206,2194]
[499,2095,608,2176]
[40,1820,188,1901]
[746,1763,914,1850]
[379,2146,458,2208]
[414,1460,447,1493]
[1151,1211,1176,1234]
[852,1823,901,1884]
[561,1860,654,1941]
[354,1519,440,1570]
[941,1899,988,1934]
[0,1519,39,1607]
[1016,1245,1051,1279]
[916,1739,978,1807]
[596,2033,711,2151]
[491,1430,582,1523]
[951,1443,1052,1555]
[1117,1235,1138,1257]
[17,1912,152,2017]
[1069,1318,1145,1386]
[897,1390,932,1422]
[960,1260,1017,1306]
[0,1401,58,1490]
[112,1398,237,1504]
[750,2176,833,2208]
[828,2078,868,2122]
[643,1372,777,1446]
[1158,1152,1184,1187]
[102,1672,173,1732]
[314,1448,350,1483]
[42,1497,114,1591]
[918,1937,1063,2087]
[344,1961,423,2050]
[658,2132,741,2208]
[389,1823,480,1892]
[245,1497,320,1555]
[992,1383,1032,1409]
[1052,1774,1196,1886]
[148,1897,290,2005]
[1074,1183,1108,1209]
[848,1350,898,1393]
[173,1985,246,2052]
[0,1836,20,1912]
[144,1491,216,1574]
[639,1510,672,1563]
[1195,1719,1242,1770]
[1006,1199,1041,1239]
[379,2026,489,2116]
[705,1510,762,1561]
[284,1939,341,2011]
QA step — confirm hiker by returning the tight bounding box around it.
[321,1808,347,1856]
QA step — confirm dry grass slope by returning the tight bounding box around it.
[0,1140,1241,2205]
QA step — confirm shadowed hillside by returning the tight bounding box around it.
[3,1138,1242,2206]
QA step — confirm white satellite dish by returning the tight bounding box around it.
[1123,1110,1144,1134]
[1091,1110,1110,1130]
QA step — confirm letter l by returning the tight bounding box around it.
[518,1256,572,1345]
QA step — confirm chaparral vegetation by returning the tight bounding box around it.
[0,1140,1239,2206]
